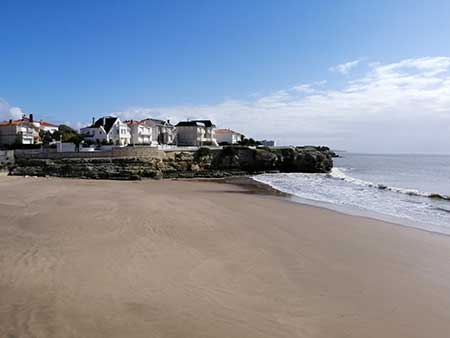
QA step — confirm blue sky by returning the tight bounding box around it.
[1,0,450,152]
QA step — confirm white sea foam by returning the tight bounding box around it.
[329,168,450,200]
[253,162,450,235]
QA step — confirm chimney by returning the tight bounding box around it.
[9,119,12,124]
[103,117,106,125]
[29,114,33,122]
[92,117,95,125]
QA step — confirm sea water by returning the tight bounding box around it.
[254,153,450,235]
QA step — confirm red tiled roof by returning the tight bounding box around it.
[0,118,58,127]
[0,119,26,126]
[215,128,241,135]
[39,120,58,127]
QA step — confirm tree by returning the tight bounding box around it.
[39,130,55,145]
[237,137,262,146]
[54,125,83,145]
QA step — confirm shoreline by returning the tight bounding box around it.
[198,175,450,238]
[2,176,450,337]
[4,172,449,237]
[249,175,450,237]
[10,173,450,237]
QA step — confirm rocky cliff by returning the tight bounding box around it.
[10,146,333,180]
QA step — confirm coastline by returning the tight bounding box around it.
[248,174,450,236]
[1,176,450,337]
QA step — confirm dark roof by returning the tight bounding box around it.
[176,120,215,128]
[141,118,174,127]
[176,121,204,127]
[92,117,118,133]
[125,120,145,126]
[191,120,215,127]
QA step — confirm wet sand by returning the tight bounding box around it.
[1,176,450,338]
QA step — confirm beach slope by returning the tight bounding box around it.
[1,177,450,338]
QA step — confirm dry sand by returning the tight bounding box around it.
[1,176,450,338]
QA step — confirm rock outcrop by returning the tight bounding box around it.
[10,146,333,180]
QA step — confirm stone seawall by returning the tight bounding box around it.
[10,146,333,180]
[0,150,14,172]
[14,147,165,159]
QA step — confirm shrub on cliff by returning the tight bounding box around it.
[237,138,262,146]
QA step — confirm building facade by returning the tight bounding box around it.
[126,120,153,145]
[0,118,35,146]
[0,114,58,146]
[175,120,218,146]
[141,118,176,145]
[0,114,58,145]
[81,116,131,145]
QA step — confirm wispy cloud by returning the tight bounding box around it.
[115,57,450,153]
[291,80,327,94]
[329,59,361,75]
[0,99,25,121]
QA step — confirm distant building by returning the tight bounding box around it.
[0,114,61,146]
[141,118,175,145]
[215,129,243,145]
[260,140,276,147]
[190,120,218,146]
[0,116,36,146]
[81,116,131,145]
[125,120,153,145]
[175,120,218,146]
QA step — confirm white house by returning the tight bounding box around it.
[215,129,243,145]
[126,120,153,145]
[0,117,35,146]
[141,118,176,145]
[0,114,61,146]
[175,120,218,146]
[191,120,217,146]
[81,116,131,145]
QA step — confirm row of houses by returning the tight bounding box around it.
[0,114,275,148]
[80,116,245,147]
[80,117,177,146]
[0,114,58,146]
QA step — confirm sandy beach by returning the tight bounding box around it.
[1,176,450,338]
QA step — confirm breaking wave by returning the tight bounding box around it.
[253,162,450,235]
[329,168,450,201]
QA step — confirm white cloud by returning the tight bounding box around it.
[292,80,327,94]
[3,57,449,153]
[65,121,89,130]
[0,99,25,121]
[330,59,361,75]
[114,57,450,153]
